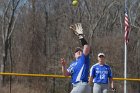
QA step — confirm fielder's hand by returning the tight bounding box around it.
[60,58,66,66]
[70,23,83,38]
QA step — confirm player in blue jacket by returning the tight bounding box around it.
[89,53,115,93]
[60,23,91,93]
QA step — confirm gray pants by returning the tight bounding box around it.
[93,83,108,93]
[71,81,91,93]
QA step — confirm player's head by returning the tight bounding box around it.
[74,47,83,59]
[97,53,105,64]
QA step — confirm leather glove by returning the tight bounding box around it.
[70,23,84,39]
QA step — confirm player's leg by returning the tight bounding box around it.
[70,83,84,93]
[70,84,78,93]
[102,89,108,93]
[86,84,91,93]
[71,82,90,93]
[102,84,108,93]
[93,83,102,93]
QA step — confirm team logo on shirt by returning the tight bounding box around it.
[68,62,78,74]
[96,69,108,79]
[96,68,99,70]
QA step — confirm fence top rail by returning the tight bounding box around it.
[0,72,68,78]
[0,72,140,81]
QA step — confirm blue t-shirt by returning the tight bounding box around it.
[90,63,112,84]
[67,53,90,84]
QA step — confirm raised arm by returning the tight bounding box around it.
[83,44,90,56]
[70,23,90,56]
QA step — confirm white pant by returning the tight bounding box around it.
[93,83,108,93]
[71,81,91,93]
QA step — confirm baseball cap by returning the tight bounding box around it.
[98,53,105,57]
[75,47,83,53]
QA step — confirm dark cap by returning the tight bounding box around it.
[75,47,83,53]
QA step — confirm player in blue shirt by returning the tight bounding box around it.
[89,53,114,93]
[60,23,91,93]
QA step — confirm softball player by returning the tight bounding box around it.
[61,23,91,93]
[89,53,115,93]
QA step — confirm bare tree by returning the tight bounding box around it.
[0,0,21,86]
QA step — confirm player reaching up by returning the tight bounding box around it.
[60,23,91,93]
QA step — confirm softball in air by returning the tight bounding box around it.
[72,0,78,6]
